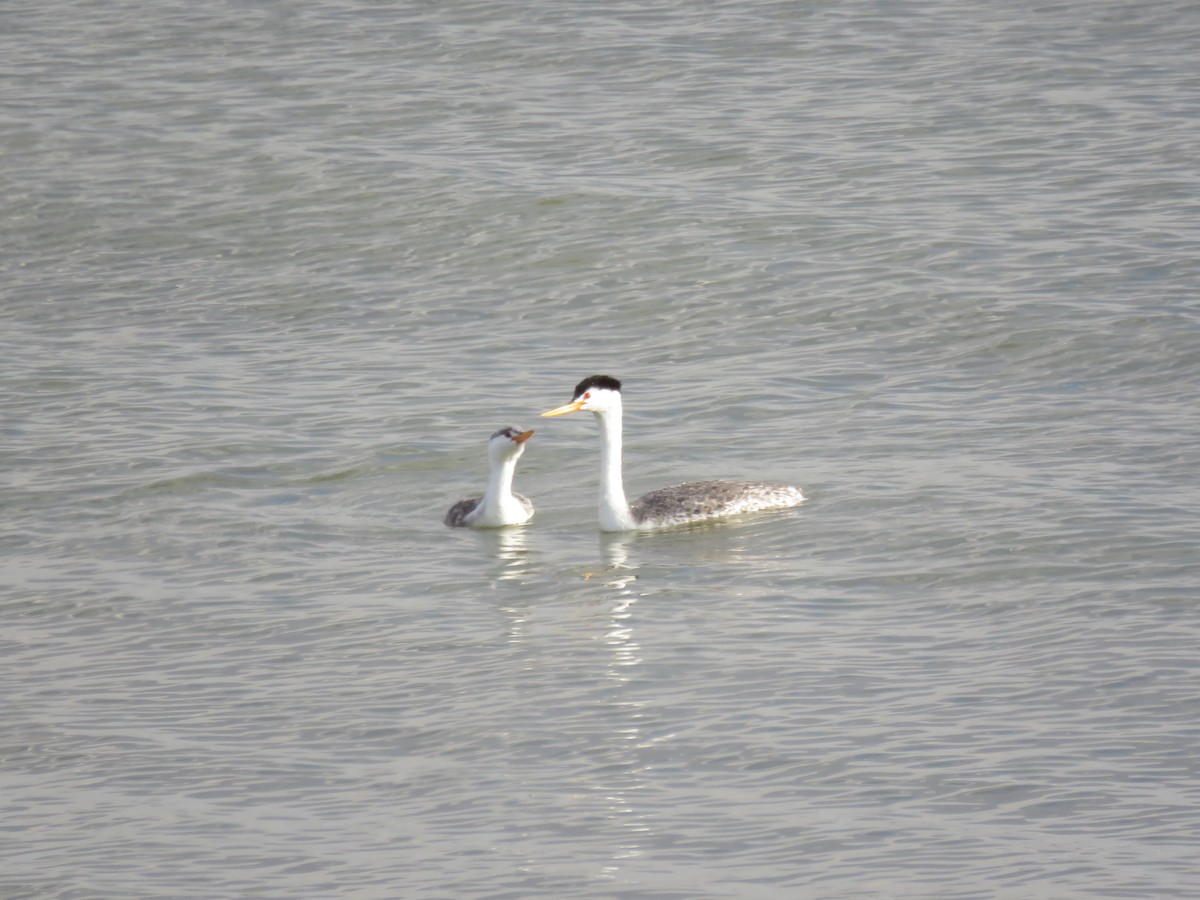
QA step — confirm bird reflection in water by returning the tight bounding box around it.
[478,526,533,582]
[590,532,655,860]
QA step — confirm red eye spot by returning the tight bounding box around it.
[584,392,591,399]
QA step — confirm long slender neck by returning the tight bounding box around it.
[484,453,518,507]
[594,407,636,531]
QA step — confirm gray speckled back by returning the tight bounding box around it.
[631,480,804,528]
[444,496,482,527]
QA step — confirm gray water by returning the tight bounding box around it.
[4,0,1200,897]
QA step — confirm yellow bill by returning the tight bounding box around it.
[542,400,585,417]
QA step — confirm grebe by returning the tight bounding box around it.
[444,427,536,528]
[542,376,804,531]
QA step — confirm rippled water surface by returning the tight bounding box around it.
[4,1,1200,896]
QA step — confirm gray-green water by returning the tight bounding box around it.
[4,1,1199,896]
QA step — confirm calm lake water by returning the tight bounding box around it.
[4,0,1200,896]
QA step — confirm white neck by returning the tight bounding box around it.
[478,452,524,523]
[594,406,637,531]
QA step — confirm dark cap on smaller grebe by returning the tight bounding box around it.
[573,375,622,400]
[490,425,534,445]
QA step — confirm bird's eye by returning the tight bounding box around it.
[583,392,591,400]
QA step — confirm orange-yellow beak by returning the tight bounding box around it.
[513,429,535,444]
[542,400,585,417]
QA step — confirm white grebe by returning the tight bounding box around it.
[444,426,536,528]
[542,376,804,532]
